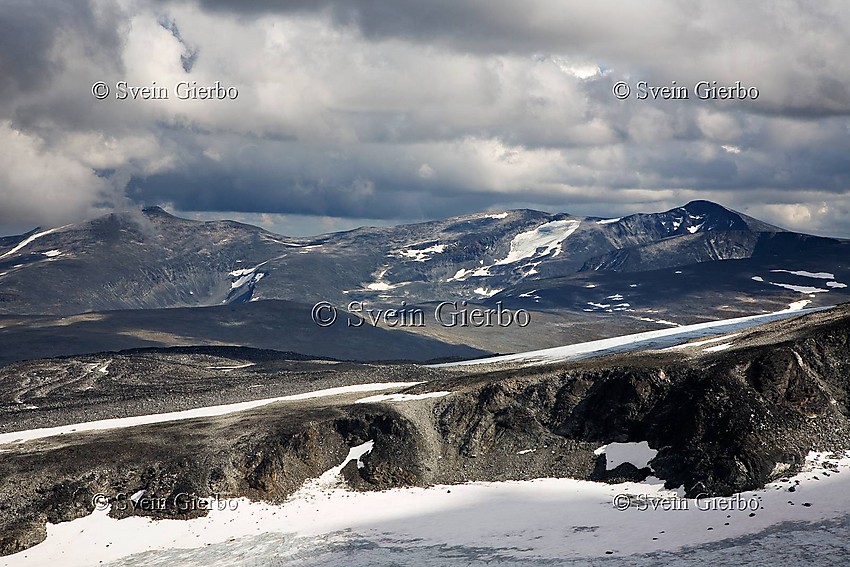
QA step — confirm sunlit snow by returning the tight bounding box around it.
[0,226,67,260]
[770,269,834,279]
[355,392,451,404]
[397,244,447,262]
[12,451,850,566]
[495,220,581,265]
[594,441,657,471]
[435,304,827,368]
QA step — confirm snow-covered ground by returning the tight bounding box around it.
[432,304,830,368]
[6,450,850,566]
[0,382,423,446]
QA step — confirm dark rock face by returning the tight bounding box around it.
[335,413,425,487]
[429,360,833,498]
[592,461,653,484]
[0,521,45,557]
[427,309,850,497]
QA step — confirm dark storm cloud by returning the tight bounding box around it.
[127,169,497,222]
[0,0,124,97]
[170,0,850,118]
[189,0,537,52]
[1,0,850,239]
[124,120,850,223]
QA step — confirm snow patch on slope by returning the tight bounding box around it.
[366,281,410,291]
[448,266,492,281]
[770,269,834,279]
[495,219,580,265]
[230,271,265,290]
[637,317,680,327]
[355,392,450,404]
[206,363,255,371]
[473,287,502,298]
[363,266,411,291]
[766,282,829,294]
[435,304,827,368]
[0,227,65,260]
[665,334,741,351]
[594,441,657,471]
[751,269,846,293]
[299,440,375,491]
[518,290,541,301]
[397,244,447,262]
[448,219,581,282]
[0,383,423,446]
[228,261,273,291]
[703,343,733,353]
[228,268,256,277]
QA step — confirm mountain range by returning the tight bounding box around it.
[0,200,848,364]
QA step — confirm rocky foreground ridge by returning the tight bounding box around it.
[0,304,849,555]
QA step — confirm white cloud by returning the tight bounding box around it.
[0,1,849,238]
[0,123,112,227]
[417,164,435,179]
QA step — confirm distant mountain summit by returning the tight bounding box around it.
[141,205,171,216]
[662,200,756,233]
[0,201,847,327]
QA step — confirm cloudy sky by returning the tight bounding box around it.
[1,0,849,237]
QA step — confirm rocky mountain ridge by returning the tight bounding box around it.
[2,200,841,318]
[1,304,849,555]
